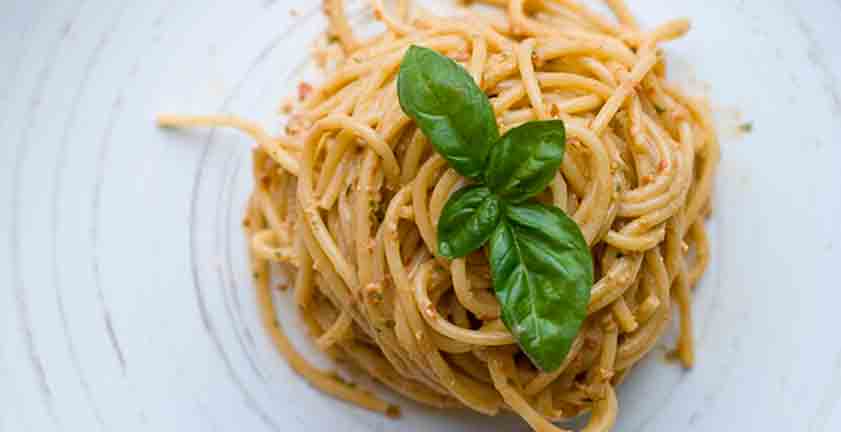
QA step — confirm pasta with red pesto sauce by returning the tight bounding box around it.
[158,0,719,430]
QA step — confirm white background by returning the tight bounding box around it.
[1,0,840,431]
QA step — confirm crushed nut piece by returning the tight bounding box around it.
[297,82,313,101]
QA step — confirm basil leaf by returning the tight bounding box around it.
[485,120,566,203]
[488,202,593,372]
[437,185,503,259]
[397,45,499,179]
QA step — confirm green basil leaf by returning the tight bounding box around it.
[488,202,593,372]
[437,185,503,259]
[397,45,499,179]
[485,120,566,203]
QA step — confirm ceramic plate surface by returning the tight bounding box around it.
[2,1,841,431]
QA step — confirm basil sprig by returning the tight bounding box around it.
[398,45,593,372]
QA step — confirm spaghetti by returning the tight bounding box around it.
[158,0,719,430]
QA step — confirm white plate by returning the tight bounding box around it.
[2,1,841,431]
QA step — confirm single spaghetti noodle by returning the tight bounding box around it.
[158,1,719,430]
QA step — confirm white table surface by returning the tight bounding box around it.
[2,0,841,431]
